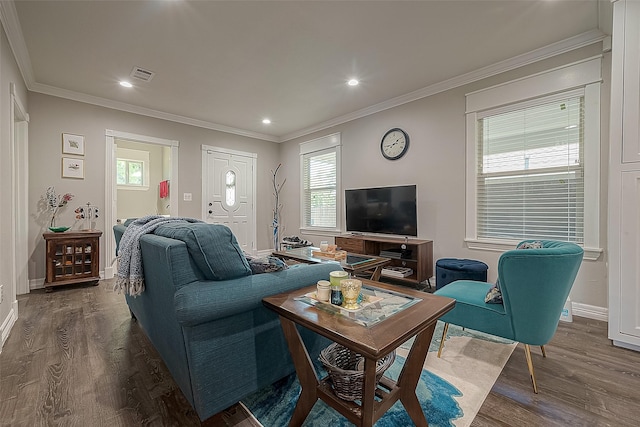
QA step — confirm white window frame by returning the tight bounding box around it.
[116,147,150,191]
[465,56,603,260]
[299,132,341,233]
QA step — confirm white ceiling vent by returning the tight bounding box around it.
[130,66,155,82]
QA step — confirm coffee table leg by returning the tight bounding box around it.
[370,266,383,281]
[396,323,436,427]
[361,358,379,427]
[279,316,319,426]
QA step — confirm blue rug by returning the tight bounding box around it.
[242,322,516,426]
[243,355,463,427]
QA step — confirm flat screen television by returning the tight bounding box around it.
[345,185,417,237]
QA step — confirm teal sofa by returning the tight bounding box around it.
[113,223,336,421]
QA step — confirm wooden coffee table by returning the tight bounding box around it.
[272,246,391,280]
[262,279,455,427]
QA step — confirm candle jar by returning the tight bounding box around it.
[330,284,343,306]
[316,280,331,302]
[340,279,363,309]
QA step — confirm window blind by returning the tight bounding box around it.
[477,95,585,243]
[302,147,337,228]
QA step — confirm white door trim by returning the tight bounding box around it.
[104,130,179,278]
[201,144,257,252]
[10,83,29,297]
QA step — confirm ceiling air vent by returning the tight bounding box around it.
[130,66,155,82]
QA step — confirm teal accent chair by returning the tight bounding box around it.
[433,240,583,393]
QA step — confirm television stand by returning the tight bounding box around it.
[335,235,433,287]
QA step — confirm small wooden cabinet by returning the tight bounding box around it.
[44,230,102,289]
[335,235,433,286]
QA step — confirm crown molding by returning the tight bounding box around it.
[0,0,35,88]
[280,28,608,142]
[30,82,279,142]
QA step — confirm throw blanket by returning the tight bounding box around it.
[114,215,204,296]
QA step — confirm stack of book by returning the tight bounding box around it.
[381,266,413,278]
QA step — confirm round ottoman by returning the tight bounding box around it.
[435,258,488,290]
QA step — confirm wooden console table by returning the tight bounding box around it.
[262,279,455,426]
[43,230,102,289]
[335,235,433,286]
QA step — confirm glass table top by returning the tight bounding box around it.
[295,284,422,327]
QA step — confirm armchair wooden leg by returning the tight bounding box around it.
[524,344,538,394]
[437,323,449,358]
[540,345,546,358]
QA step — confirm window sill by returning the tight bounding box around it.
[464,238,603,261]
[299,227,342,237]
[117,185,150,191]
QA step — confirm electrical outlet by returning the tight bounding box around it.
[183,193,192,201]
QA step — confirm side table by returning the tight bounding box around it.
[262,280,455,426]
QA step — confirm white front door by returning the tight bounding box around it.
[202,146,256,253]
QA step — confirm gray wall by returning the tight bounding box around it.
[27,93,281,283]
[279,44,610,311]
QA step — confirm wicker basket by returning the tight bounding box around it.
[319,343,396,401]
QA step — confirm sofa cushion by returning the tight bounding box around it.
[154,222,251,280]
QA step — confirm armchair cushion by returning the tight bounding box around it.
[154,222,251,281]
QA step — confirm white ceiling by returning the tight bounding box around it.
[5,1,610,142]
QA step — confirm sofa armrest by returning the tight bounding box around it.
[174,263,341,327]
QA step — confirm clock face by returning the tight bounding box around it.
[381,128,409,160]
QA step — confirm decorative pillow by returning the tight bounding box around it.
[244,253,289,274]
[485,241,544,304]
[154,222,251,281]
[517,241,543,249]
[485,278,502,304]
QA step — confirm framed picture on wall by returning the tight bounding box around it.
[62,157,84,179]
[62,133,85,155]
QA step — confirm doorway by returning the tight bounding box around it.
[202,145,256,253]
[104,130,179,279]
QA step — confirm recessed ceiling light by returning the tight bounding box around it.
[347,79,359,86]
[119,81,133,88]
[262,118,272,125]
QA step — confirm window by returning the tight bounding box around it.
[116,147,150,190]
[477,94,584,242]
[300,133,341,231]
[465,56,602,257]
[225,170,236,206]
[117,159,144,186]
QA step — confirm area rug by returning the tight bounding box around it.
[243,321,516,427]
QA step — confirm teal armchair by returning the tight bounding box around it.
[433,240,583,393]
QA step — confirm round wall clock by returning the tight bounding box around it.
[380,128,410,160]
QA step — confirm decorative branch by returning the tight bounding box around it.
[272,164,286,250]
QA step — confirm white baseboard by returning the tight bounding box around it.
[30,278,45,290]
[0,299,18,352]
[572,302,608,322]
[612,340,640,352]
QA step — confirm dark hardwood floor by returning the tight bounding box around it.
[1,279,638,426]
